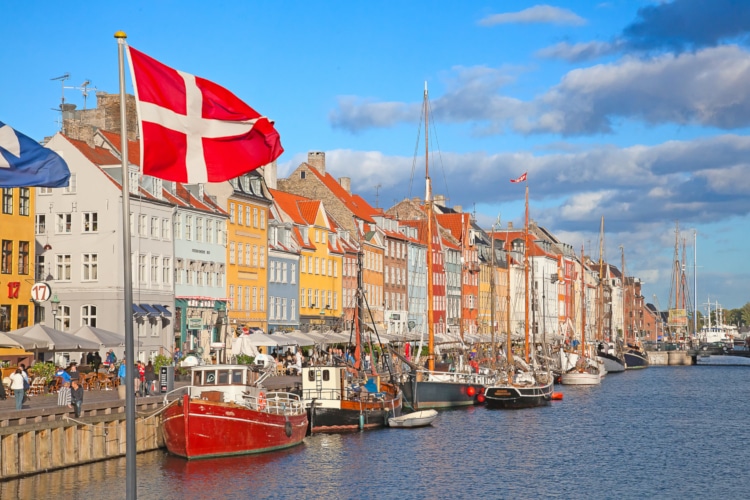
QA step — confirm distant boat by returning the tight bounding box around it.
[692,340,750,366]
[388,410,438,428]
[484,179,554,409]
[161,364,307,459]
[560,245,603,386]
[397,83,495,410]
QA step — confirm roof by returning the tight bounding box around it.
[303,164,376,223]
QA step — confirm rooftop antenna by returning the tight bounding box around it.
[51,73,70,130]
[65,79,98,110]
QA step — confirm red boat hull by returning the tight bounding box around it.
[162,395,308,459]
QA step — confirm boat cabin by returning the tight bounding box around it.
[301,366,382,409]
[187,364,262,403]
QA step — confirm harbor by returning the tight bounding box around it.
[3,366,749,498]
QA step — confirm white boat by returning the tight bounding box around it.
[560,371,601,385]
[388,410,438,428]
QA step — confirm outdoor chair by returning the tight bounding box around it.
[97,373,114,390]
[49,377,63,394]
[29,377,46,395]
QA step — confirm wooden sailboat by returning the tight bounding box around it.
[560,245,603,385]
[595,216,626,373]
[398,83,495,410]
[484,179,553,409]
[301,236,403,433]
[621,246,649,369]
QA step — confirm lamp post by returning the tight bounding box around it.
[51,294,60,328]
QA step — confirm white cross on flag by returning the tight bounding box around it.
[126,46,283,183]
[510,172,527,183]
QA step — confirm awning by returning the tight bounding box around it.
[140,304,161,317]
[132,304,148,317]
[153,304,172,317]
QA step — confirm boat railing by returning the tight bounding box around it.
[301,388,343,402]
[238,391,305,416]
[412,369,494,385]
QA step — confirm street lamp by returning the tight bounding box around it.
[51,294,60,328]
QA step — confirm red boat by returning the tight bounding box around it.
[161,364,307,459]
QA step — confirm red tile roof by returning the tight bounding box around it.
[304,165,376,223]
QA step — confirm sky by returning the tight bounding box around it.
[2,1,748,313]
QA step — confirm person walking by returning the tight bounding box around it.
[70,380,84,418]
[144,361,156,396]
[9,368,25,410]
[118,358,127,389]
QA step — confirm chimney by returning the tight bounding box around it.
[307,151,326,175]
[412,197,421,203]
[262,161,278,189]
[434,194,446,206]
[453,205,462,213]
[339,176,351,194]
[508,222,513,229]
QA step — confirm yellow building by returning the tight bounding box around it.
[0,187,35,331]
[207,172,271,331]
[270,189,343,330]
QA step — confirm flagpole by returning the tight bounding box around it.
[115,30,137,500]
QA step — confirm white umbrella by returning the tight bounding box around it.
[241,331,282,347]
[0,332,26,348]
[72,325,125,348]
[3,332,49,350]
[6,324,100,351]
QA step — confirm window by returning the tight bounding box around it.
[253,208,259,228]
[252,287,258,311]
[55,254,71,281]
[162,218,171,240]
[300,256,306,273]
[56,305,71,331]
[229,203,235,223]
[185,215,193,240]
[282,262,288,283]
[63,174,77,194]
[259,247,265,268]
[229,286,234,309]
[17,305,28,329]
[308,289,312,308]
[151,217,160,238]
[291,263,297,284]
[245,286,250,310]
[174,217,182,239]
[290,299,296,321]
[137,214,147,236]
[196,218,203,242]
[245,244,252,266]
[252,245,258,267]
[163,257,171,284]
[14,240,29,275]
[151,256,159,283]
[138,254,147,283]
[36,255,45,281]
[282,298,287,320]
[206,220,214,243]
[56,213,72,233]
[35,214,46,235]
[238,243,244,266]
[328,259,332,276]
[81,305,97,327]
[19,188,29,216]
[301,288,306,308]
[237,286,243,310]
[229,242,235,264]
[175,259,183,285]
[260,210,265,229]
[315,257,320,275]
[1,240,11,274]
[38,187,52,196]
[2,189,13,214]
[260,287,264,311]
[81,253,97,281]
[246,206,251,227]
[237,205,243,226]
[82,212,98,233]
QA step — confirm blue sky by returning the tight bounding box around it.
[2,1,748,312]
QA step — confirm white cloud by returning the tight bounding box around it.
[478,5,586,26]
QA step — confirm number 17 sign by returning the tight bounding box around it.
[31,282,52,303]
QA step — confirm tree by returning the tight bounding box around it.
[741,302,750,328]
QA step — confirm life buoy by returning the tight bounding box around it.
[258,391,267,411]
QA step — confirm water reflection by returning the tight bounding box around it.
[6,367,750,499]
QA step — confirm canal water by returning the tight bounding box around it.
[3,366,749,499]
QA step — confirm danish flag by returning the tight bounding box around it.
[510,172,527,183]
[127,46,283,183]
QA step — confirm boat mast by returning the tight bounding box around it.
[489,222,496,364]
[424,82,435,373]
[598,216,605,343]
[460,214,465,342]
[693,230,697,341]
[524,185,530,363]
[580,244,586,359]
[620,245,627,345]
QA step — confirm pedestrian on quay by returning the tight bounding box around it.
[144,361,156,396]
[137,361,146,396]
[92,352,102,373]
[118,358,127,388]
[56,365,72,407]
[70,380,84,418]
[9,368,25,410]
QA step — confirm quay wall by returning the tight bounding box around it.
[0,399,164,481]
[646,350,694,366]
